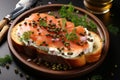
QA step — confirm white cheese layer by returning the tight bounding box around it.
[19,27,95,59]
[47,28,95,58]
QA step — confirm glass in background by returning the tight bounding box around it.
[83,0,113,14]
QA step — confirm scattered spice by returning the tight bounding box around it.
[14,68,19,74]
[5,64,10,69]
[19,72,23,77]
[0,68,1,74]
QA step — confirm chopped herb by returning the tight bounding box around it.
[61,18,67,31]
[107,24,119,35]
[39,18,48,27]
[0,55,12,66]
[91,75,103,80]
[87,21,97,32]
[59,3,97,31]
[20,31,32,42]
[66,29,78,41]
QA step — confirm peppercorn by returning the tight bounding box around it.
[64,42,70,47]
[28,23,31,26]
[24,22,27,25]
[67,52,73,55]
[14,68,19,74]
[5,64,10,69]
[19,72,23,77]
[38,32,41,35]
[19,24,22,26]
[0,68,1,74]
[49,20,52,23]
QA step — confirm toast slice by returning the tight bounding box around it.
[11,13,103,68]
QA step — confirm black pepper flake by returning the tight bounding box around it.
[58,20,60,23]
[5,64,9,69]
[37,28,40,31]
[14,68,19,74]
[79,41,84,46]
[76,42,80,45]
[37,13,39,16]
[62,53,64,55]
[49,20,52,23]
[32,32,34,34]
[19,24,22,26]
[87,38,93,42]
[55,16,58,18]
[45,44,48,46]
[57,48,61,52]
[29,23,31,26]
[19,72,23,77]
[38,32,41,35]
[88,33,91,36]
[64,42,70,47]
[46,34,50,36]
[32,23,37,27]
[42,41,46,44]
[0,69,1,74]
[79,52,84,56]
[61,47,64,50]
[24,22,27,25]
[61,39,65,43]
[67,52,73,55]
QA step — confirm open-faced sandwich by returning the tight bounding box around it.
[11,5,103,70]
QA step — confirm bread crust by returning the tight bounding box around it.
[11,15,103,68]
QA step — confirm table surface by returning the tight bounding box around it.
[0,0,120,80]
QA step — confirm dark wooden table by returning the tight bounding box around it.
[0,0,120,80]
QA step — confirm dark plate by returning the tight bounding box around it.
[7,4,109,78]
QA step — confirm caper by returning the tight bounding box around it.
[14,68,19,74]
[19,72,23,77]
[0,68,1,74]
[5,64,9,69]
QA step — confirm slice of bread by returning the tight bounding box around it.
[11,13,103,68]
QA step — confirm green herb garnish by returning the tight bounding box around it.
[107,24,119,35]
[66,28,78,41]
[20,31,32,42]
[0,55,12,66]
[91,75,103,80]
[39,18,48,27]
[59,3,97,32]
[62,18,67,31]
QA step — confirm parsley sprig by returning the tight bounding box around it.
[0,55,12,66]
[66,29,78,41]
[20,31,32,42]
